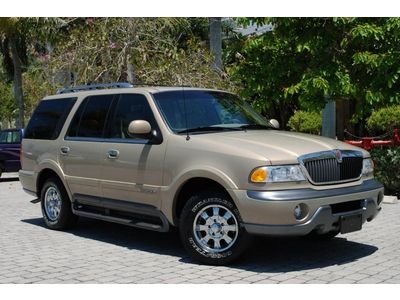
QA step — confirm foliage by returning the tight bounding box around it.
[0,81,16,128]
[228,18,400,130]
[0,17,69,126]
[370,148,400,197]
[287,110,322,135]
[367,105,400,134]
[0,18,234,123]
[47,18,231,90]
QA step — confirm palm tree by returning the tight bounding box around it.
[0,18,27,128]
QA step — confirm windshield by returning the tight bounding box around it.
[152,90,270,133]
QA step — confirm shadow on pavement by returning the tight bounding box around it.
[0,177,19,183]
[22,217,378,272]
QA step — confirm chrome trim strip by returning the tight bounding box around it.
[246,179,383,201]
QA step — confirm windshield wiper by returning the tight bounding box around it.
[177,126,241,134]
[239,124,274,130]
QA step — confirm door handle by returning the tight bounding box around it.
[60,146,70,155]
[107,149,119,159]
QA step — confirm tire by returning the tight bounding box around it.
[179,192,250,265]
[40,177,77,230]
[305,230,340,241]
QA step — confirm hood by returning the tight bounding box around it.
[193,130,368,165]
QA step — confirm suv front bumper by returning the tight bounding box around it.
[230,179,384,236]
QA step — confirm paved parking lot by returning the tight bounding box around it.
[1,173,400,284]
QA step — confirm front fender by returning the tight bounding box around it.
[160,166,239,225]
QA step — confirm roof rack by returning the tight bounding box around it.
[56,82,134,94]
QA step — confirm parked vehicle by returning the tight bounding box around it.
[19,83,384,265]
[0,128,23,178]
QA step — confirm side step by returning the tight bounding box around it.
[72,194,170,233]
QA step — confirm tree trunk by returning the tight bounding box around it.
[322,95,336,138]
[9,37,24,128]
[209,17,223,71]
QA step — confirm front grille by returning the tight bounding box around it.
[301,150,363,184]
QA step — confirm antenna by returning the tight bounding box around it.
[181,86,190,141]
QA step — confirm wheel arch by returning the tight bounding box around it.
[172,177,237,225]
[36,163,70,200]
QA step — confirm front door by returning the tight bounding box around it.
[100,93,166,208]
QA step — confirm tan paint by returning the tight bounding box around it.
[20,87,377,228]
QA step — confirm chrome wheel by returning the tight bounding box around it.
[193,204,239,253]
[44,186,62,221]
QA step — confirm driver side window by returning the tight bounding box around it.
[109,94,156,139]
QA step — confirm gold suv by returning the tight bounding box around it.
[19,83,384,265]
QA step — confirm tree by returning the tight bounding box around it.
[209,17,222,70]
[0,18,28,128]
[47,18,231,89]
[0,17,66,127]
[228,18,400,132]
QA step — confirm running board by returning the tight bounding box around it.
[73,209,169,232]
[72,194,170,233]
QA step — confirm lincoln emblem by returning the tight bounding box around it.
[335,149,343,163]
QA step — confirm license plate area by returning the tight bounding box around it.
[340,213,362,234]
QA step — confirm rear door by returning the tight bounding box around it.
[59,94,115,198]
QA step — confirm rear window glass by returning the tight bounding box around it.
[66,94,114,139]
[24,98,77,140]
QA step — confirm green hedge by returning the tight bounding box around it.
[370,147,400,197]
[367,105,400,134]
[287,110,322,135]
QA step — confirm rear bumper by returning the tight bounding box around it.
[230,179,384,236]
[19,169,37,196]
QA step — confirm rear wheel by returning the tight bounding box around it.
[179,192,250,265]
[40,177,77,230]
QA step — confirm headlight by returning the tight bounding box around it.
[362,158,374,177]
[250,165,306,183]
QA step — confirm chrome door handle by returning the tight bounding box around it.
[60,146,70,155]
[107,149,119,159]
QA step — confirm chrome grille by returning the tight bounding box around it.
[300,150,363,185]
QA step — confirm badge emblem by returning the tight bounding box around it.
[334,149,342,163]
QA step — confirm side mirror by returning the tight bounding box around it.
[269,119,280,129]
[128,120,152,136]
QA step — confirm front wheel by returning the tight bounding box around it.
[179,192,250,265]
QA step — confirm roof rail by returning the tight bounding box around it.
[56,82,134,94]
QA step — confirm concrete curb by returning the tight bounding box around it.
[383,196,399,204]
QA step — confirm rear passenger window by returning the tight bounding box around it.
[66,95,114,139]
[25,98,76,140]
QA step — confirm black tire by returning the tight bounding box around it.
[179,192,251,265]
[40,177,77,230]
[305,230,340,241]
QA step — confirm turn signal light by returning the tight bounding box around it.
[250,168,268,183]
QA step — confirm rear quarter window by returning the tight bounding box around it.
[24,97,77,140]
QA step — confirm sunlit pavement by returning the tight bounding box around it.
[1,173,399,284]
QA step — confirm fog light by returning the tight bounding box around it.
[294,205,302,219]
[294,203,308,220]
